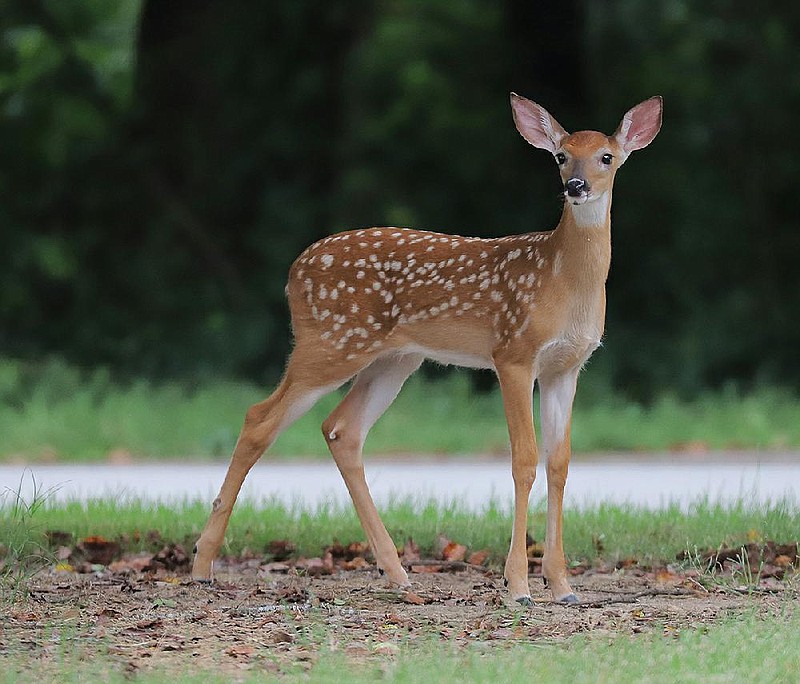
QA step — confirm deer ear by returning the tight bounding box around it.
[510,93,568,153]
[615,96,662,155]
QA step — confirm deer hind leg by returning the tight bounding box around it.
[495,359,538,605]
[192,349,368,581]
[322,353,424,588]
[538,368,580,603]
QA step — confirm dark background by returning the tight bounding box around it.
[2,0,798,399]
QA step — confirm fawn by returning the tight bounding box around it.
[191,93,662,604]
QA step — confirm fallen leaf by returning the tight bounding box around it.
[467,549,489,566]
[410,564,444,574]
[77,536,121,565]
[270,630,295,644]
[128,618,164,632]
[266,539,296,561]
[226,645,255,659]
[402,591,428,605]
[323,550,335,573]
[434,534,451,558]
[108,553,154,574]
[442,542,467,562]
[655,570,679,584]
[295,556,331,578]
[343,556,370,570]
[151,544,190,571]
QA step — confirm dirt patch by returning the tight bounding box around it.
[2,559,792,680]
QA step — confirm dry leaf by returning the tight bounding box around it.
[410,564,444,574]
[270,630,295,644]
[266,539,296,561]
[442,542,467,562]
[77,536,121,565]
[226,644,255,658]
[402,591,427,605]
[467,549,489,566]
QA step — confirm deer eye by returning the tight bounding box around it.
[555,153,566,165]
[601,153,614,165]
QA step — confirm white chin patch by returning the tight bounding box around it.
[567,194,588,206]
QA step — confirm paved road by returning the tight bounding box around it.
[2,452,798,510]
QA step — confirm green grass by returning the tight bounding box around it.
[2,356,800,461]
[0,605,797,683]
[306,608,800,684]
[3,493,798,568]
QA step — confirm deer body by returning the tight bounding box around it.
[191,94,662,605]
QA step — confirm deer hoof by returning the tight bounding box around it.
[559,593,579,604]
[515,596,533,607]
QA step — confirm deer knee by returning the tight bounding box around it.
[322,417,361,454]
[512,464,537,491]
[546,456,569,490]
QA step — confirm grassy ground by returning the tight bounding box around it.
[301,608,800,684]
[2,356,800,461]
[1,605,797,683]
[1,493,798,682]
[3,492,799,571]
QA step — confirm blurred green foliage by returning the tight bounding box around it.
[1,0,798,397]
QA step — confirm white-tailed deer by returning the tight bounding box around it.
[192,93,662,604]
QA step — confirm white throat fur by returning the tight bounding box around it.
[570,192,610,228]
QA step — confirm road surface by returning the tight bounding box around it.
[2,452,798,510]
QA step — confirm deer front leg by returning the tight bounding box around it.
[538,368,580,603]
[495,360,537,605]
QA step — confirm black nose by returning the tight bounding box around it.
[565,178,588,197]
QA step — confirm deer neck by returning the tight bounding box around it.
[551,190,612,287]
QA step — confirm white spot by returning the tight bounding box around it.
[321,254,334,268]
